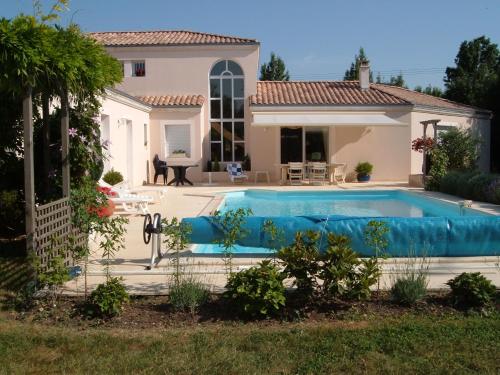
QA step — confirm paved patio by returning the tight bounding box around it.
[63,181,500,295]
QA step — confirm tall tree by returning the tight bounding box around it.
[444,36,499,107]
[375,72,406,88]
[414,85,443,97]
[344,47,373,81]
[259,52,290,81]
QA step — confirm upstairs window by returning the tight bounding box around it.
[132,61,145,77]
[209,60,245,162]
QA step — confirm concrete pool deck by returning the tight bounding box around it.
[63,181,500,295]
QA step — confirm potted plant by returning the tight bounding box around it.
[242,154,251,171]
[211,156,220,172]
[171,149,187,158]
[355,162,373,182]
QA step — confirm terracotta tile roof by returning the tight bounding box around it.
[89,30,258,47]
[371,84,485,112]
[251,81,410,106]
[136,94,205,107]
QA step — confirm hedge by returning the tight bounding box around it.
[439,170,500,204]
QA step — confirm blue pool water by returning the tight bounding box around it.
[218,190,487,218]
[189,190,499,256]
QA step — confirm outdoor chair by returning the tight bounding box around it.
[153,154,168,184]
[333,163,347,184]
[110,195,153,215]
[288,162,304,185]
[309,162,327,185]
[226,163,249,183]
[99,179,166,199]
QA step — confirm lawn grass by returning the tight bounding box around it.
[0,313,498,374]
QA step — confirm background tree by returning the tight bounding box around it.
[444,36,499,106]
[344,47,373,81]
[414,84,443,97]
[260,52,290,81]
[375,72,406,87]
[444,36,500,172]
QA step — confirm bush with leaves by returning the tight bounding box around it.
[169,278,210,316]
[391,274,428,306]
[102,169,123,186]
[425,147,449,191]
[211,208,253,273]
[446,272,496,309]
[438,128,479,171]
[320,233,380,300]
[278,231,321,297]
[224,260,286,319]
[390,251,429,306]
[439,170,500,204]
[89,276,129,317]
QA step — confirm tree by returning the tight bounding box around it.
[375,72,406,87]
[259,52,290,81]
[0,14,122,204]
[415,84,443,97]
[344,47,373,81]
[444,36,499,107]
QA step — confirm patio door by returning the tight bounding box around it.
[280,127,303,164]
[305,127,328,162]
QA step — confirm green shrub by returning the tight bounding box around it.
[277,231,320,296]
[102,168,123,186]
[169,278,210,315]
[391,274,428,306]
[89,277,129,317]
[425,147,449,191]
[320,233,381,300]
[354,162,373,176]
[224,260,286,318]
[446,272,496,309]
[438,128,479,171]
[439,171,500,204]
[278,230,381,301]
[0,190,24,237]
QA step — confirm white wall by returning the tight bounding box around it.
[100,96,151,187]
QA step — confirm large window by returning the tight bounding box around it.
[164,124,191,158]
[209,60,245,162]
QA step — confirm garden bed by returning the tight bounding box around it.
[2,291,496,329]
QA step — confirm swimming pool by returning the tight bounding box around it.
[218,190,487,218]
[185,189,500,257]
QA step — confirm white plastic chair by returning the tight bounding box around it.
[110,196,153,215]
[288,162,304,185]
[333,163,347,184]
[309,162,327,185]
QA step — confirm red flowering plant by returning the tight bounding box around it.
[411,137,435,153]
[97,186,118,197]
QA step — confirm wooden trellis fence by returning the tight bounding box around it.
[34,197,87,270]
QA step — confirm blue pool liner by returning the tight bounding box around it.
[182,215,500,257]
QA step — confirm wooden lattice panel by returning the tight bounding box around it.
[34,197,87,270]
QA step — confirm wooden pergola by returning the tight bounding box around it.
[420,119,440,176]
[23,88,82,269]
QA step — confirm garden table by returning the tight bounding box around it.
[167,164,198,186]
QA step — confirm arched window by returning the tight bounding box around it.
[209,60,245,162]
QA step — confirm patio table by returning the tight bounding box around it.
[275,163,346,185]
[167,164,198,186]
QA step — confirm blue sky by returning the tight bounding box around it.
[2,0,499,88]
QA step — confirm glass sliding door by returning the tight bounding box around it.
[305,127,328,162]
[280,127,303,164]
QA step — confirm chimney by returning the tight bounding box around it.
[359,60,370,90]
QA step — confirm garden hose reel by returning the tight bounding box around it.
[142,213,164,270]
